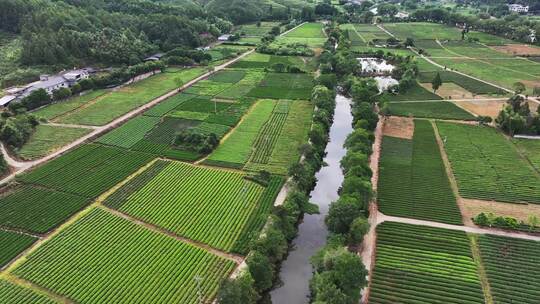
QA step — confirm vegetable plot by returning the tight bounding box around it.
[14,208,236,304]
[369,222,484,304]
[0,230,36,267]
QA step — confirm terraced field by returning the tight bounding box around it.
[478,235,540,304]
[369,222,484,304]
[13,208,236,304]
[437,122,540,204]
[105,160,283,253]
[378,120,461,224]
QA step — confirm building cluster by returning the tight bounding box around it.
[508,4,529,13]
[0,68,93,107]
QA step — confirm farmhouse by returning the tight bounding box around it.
[3,68,91,101]
[144,53,164,62]
[395,12,409,19]
[218,34,232,41]
[508,4,529,13]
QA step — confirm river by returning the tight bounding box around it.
[270,94,354,304]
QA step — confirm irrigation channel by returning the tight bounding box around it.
[270,94,354,303]
[270,58,396,303]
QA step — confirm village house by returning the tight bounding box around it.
[508,4,529,13]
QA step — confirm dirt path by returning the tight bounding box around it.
[43,122,100,130]
[0,49,255,186]
[378,212,540,241]
[102,206,244,264]
[359,115,384,303]
[376,24,396,38]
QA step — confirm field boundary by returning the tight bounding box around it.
[1,273,73,304]
[469,234,494,304]
[101,206,244,264]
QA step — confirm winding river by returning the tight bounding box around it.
[270,94,354,304]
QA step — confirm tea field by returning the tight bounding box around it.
[104,160,283,253]
[377,120,462,224]
[436,122,540,204]
[369,222,484,304]
[386,101,476,120]
[13,208,236,304]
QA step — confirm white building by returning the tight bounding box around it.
[218,34,232,41]
[395,12,410,19]
[508,4,529,13]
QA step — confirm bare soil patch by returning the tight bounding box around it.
[492,44,540,56]
[452,99,505,118]
[459,198,540,226]
[383,116,413,139]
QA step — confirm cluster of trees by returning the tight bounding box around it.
[0,111,40,149]
[496,94,540,135]
[164,48,212,66]
[257,42,315,56]
[206,0,309,24]
[473,212,539,233]
[218,78,337,304]
[173,131,219,154]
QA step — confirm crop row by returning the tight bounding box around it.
[108,160,280,252]
[18,144,154,198]
[14,208,236,304]
[0,230,36,267]
[96,116,160,149]
[369,222,484,304]
[478,235,540,304]
[250,112,288,164]
[437,122,540,204]
[0,185,89,234]
[378,120,462,225]
[0,279,55,304]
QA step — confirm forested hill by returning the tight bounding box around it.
[0,0,310,67]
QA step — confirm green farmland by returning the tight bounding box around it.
[378,120,462,224]
[13,208,236,304]
[105,160,282,253]
[386,101,476,120]
[370,222,484,304]
[437,122,540,204]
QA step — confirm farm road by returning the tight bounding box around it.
[0,48,255,186]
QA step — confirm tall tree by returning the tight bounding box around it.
[432,72,443,93]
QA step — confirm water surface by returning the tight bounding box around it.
[270,94,354,304]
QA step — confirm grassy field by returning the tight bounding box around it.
[387,101,476,120]
[278,22,326,46]
[13,208,236,304]
[418,70,506,95]
[33,90,107,120]
[384,22,463,41]
[15,124,91,160]
[437,122,540,204]
[378,120,462,224]
[0,230,36,267]
[370,222,484,304]
[105,160,282,253]
[55,68,205,126]
[478,235,540,304]
[248,73,313,100]
[0,279,55,304]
